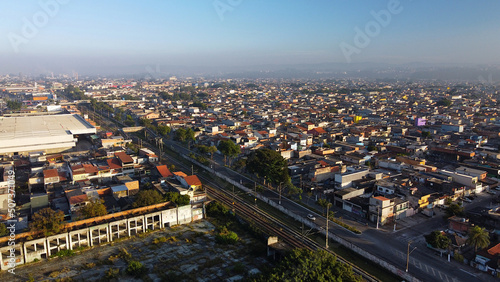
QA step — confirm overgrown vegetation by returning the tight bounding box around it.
[0,223,7,237]
[50,249,75,258]
[445,202,464,218]
[80,199,108,219]
[425,230,451,249]
[251,249,362,282]
[132,189,164,208]
[126,260,146,278]
[29,207,65,237]
[215,226,239,244]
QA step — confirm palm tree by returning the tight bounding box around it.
[467,226,490,252]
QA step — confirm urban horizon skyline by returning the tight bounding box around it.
[1,1,499,76]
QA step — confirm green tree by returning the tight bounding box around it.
[445,203,464,218]
[126,260,146,278]
[0,223,8,237]
[139,118,151,127]
[421,131,432,139]
[80,199,108,219]
[157,125,171,136]
[467,226,490,252]
[425,230,451,249]
[437,99,452,107]
[207,145,217,160]
[217,140,241,166]
[132,190,164,208]
[252,249,361,282]
[246,148,288,185]
[29,208,65,236]
[6,100,22,111]
[174,127,195,143]
[124,115,135,126]
[64,85,86,100]
[215,226,239,244]
[191,101,207,110]
[206,201,229,218]
[164,192,190,206]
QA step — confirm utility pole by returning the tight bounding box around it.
[191,165,194,175]
[326,203,330,249]
[254,181,257,206]
[232,185,235,212]
[279,182,282,205]
[406,240,417,272]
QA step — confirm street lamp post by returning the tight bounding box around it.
[406,240,417,272]
[279,182,282,205]
[326,203,331,249]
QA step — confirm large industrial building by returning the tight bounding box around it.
[0,114,96,155]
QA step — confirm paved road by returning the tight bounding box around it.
[90,108,497,282]
[163,139,500,282]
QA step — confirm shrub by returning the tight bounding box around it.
[454,252,464,263]
[215,226,239,244]
[51,249,75,258]
[118,248,132,262]
[153,237,167,244]
[232,262,245,274]
[126,260,146,277]
[105,267,120,279]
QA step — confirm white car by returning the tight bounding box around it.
[307,214,316,221]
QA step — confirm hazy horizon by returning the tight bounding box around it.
[1,1,500,76]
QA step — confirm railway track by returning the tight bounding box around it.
[204,185,379,282]
[88,109,380,281]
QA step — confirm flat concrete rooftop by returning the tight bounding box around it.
[0,114,96,140]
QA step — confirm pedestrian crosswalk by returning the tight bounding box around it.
[392,249,456,282]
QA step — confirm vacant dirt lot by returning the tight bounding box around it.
[1,220,269,281]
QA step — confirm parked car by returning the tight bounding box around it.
[463,198,472,203]
[307,214,316,221]
[487,190,496,195]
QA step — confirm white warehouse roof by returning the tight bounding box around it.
[0,114,96,154]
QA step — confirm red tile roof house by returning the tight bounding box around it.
[43,169,60,185]
[183,175,202,191]
[156,165,173,180]
[114,152,135,175]
[473,242,500,275]
[65,189,89,213]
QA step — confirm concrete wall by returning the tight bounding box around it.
[0,205,204,271]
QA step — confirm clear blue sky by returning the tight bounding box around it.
[1,0,499,74]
